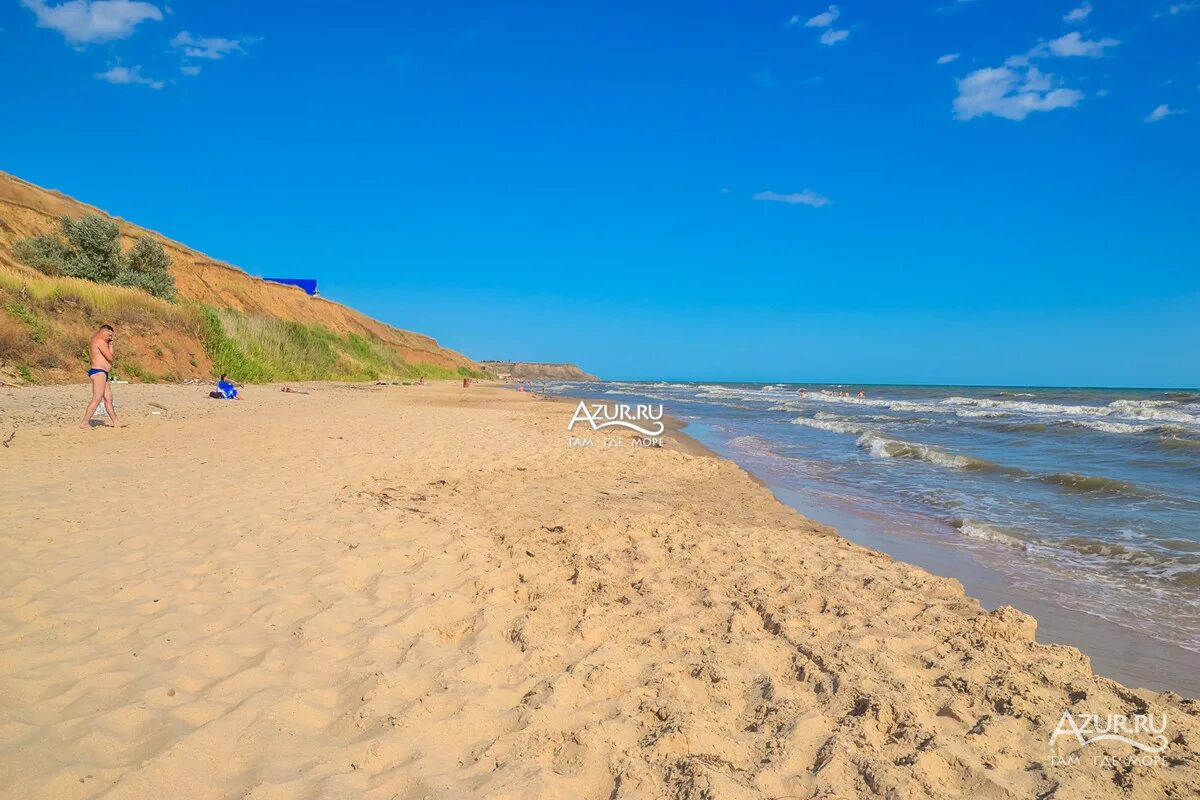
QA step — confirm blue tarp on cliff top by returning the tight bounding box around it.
[263,278,318,296]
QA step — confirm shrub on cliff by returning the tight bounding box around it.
[120,235,175,299]
[13,214,176,300]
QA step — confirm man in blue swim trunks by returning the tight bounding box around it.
[80,324,126,429]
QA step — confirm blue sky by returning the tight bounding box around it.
[2,1,1198,386]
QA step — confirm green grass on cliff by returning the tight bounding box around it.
[0,266,488,383]
[200,305,487,383]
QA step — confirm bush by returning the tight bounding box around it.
[13,214,176,300]
[12,232,71,275]
[120,235,175,299]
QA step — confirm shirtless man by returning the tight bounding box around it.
[80,324,126,429]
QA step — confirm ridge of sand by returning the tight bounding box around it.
[1,383,1197,799]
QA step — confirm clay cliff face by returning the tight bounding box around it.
[0,171,481,382]
[479,361,599,381]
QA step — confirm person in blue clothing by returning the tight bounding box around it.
[215,373,241,400]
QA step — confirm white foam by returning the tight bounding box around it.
[791,417,863,435]
[942,396,1111,417]
[727,435,777,457]
[1106,400,1198,424]
[1069,419,1155,435]
[940,396,1200,427]
[799,393,949,415]
[1109,399,1176,409]
[955,521,1028,550]
[855,432,977,470]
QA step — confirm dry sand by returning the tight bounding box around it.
[1,383,1198,799]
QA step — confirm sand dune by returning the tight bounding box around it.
[1,384,1197,799]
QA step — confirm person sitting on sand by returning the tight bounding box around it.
[213,373,241,400]
[80,324,126,429]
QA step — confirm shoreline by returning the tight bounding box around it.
[769,485,1200,697]
[672,419,1200,698]
[3,382,1199,798]
[550,383,1200,698]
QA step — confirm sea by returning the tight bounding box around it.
[544,381,1200,692]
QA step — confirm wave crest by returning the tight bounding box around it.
[791,417,864,435]
[952,519,1028,550]
[856,433,995,471]
[1037,472,1157,498]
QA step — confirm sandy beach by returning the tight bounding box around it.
[2,382,1198,799]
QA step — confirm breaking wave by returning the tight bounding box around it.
[943,396,1200,426]
[791,416,865,435]
[855,433,999,471]
[848,433,1162,500]
[1067,419,1156,435]
[952,519,1028,550]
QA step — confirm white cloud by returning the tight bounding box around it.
[753,190,831,208]
[170,30,255,60]
[1063,3,1092,22]
[180,64,201,76]
[1046,31,1120,57]
[805,5,840,27]
[1005,31,1120,67]
[95,64,163,89]
[1144,103,1183,122]
[22,0,162,44]
[1156,2,1198,17]
[953,66,1083,121]
[791,5,850,46]
[953,28,1121,120]
[937,53,960,65]
[820,28,850,45]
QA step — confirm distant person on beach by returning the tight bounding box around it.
[80,324,125,429]
[212,374,241,400]
[418,377,428,386]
